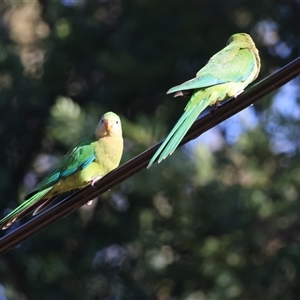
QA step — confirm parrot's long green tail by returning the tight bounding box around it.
[148,96,211,167]
[0,187,53,230]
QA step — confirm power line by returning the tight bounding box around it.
[0,56,300,255]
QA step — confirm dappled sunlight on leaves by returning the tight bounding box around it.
[146,246,176,270]
[48,96,85,147]
[4,2,49,79]
[1,0,300,299]
[121,114,158,149]
[55,18,71,40]
[192,144,216,186]
[153,194,173,219]
[233,8,253,28]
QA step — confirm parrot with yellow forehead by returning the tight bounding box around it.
[0,111,123,229]
[148,33,260,167]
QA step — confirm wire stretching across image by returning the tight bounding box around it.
[0,56,300,254]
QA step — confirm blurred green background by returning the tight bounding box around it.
[0,0,300,299]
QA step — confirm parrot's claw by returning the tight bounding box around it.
[1,224,9,230]
[210,103,222,115]
[234,90,244,98]
[85,177,102,205]
[174,90,192,98]
[2,216,17,230]
[174,91,184,97]
[89,176,102,187]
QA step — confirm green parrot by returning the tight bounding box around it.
[0,111,123,230]
[148,33,260,167]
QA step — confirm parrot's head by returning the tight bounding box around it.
[96,112,122,138]
[226,33,255,48]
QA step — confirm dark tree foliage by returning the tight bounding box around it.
[0,0,300,299]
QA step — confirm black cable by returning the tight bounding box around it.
[0,56,300,255]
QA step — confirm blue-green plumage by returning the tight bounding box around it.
[0,112,123,229]
[148,33,260,167]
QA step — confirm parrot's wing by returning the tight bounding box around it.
[0,136,96,229]
[167,47,256,94]
[26,136,96,199]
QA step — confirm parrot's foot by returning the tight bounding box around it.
[1,224,9,230]
[210,103,222,115]
[85,177,103,206]
[174,90,192,98]
[234,90,244,98]
[1,216,17,230]
[174,91,184,97]
[88,176,102,187]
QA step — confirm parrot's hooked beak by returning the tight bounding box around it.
[104,120,112,132]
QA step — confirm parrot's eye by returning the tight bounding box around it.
[101,119,104,123]
[116,121,119,124]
